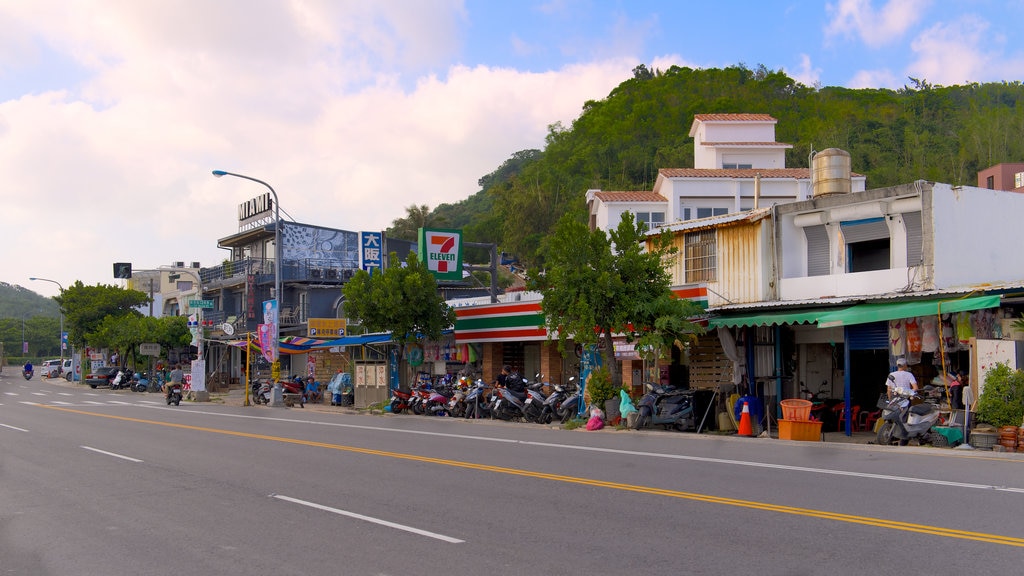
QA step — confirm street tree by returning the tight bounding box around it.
[531,211,704,387]
[90,315,191,368]
[342,251,456,371]
[54,281,151,349]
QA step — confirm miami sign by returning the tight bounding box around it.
[418,228,463,281]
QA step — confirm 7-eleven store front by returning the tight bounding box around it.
[452,292,574,385]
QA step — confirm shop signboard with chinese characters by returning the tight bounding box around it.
[361,231,382,273]
[308,318,346,338]
[418,228,463,281]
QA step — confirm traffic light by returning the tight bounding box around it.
[113,262,132,279]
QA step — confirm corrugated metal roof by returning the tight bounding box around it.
[650,207,772,234]
[709,281,1024,312]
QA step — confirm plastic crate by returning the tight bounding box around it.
[971,432,997,450]
[781,399,812,421]
[778,419,822,441]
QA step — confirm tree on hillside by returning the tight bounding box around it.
[55,281,150,349]
[342,252,456,378]
[386,204,450,241]
[531,212,704,388]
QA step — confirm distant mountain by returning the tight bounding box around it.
[0,282,61,319]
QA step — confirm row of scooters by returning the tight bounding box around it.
[389,374,581,424]
[386,373,700,432]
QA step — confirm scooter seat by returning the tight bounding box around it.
[910,403,934,415]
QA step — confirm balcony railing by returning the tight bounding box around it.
[201,258,358,286]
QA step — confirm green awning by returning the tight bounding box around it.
[708,308,831,329]
[815,295,1001,328]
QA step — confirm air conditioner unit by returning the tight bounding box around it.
[310,269,322,278]
[342,269,355,280]
[326,269,339,279]
[191,261,200,268]
[174,261,184,268]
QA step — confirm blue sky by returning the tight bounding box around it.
[2,0,1022,296]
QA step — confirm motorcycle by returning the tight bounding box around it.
[633,382,696,432]
[166,383,183,406]
[252,379,272,405]
[280,377,305,408]
[522,377,550,423]
[876,386,941,446]
[389,387,413,414]
[110,368,132,390]
[131,372,151,393]
[490,374,531,421]
[463,380,491,419]
[539,377,577,424]
[22,368,34,380]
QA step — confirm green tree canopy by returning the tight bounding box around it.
[531,212,704,387]
[54,281,151,349]
[342,252,456,350]
[89,315,191,368]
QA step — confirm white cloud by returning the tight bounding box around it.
[788,54,822,87]
[0,1,631,295]
[846,68,901,89]
[906,15,993,85]
[824,0,930,48]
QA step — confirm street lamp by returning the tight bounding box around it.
[212,170,282,404]
[30,277,66,371]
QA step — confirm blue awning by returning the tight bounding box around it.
[319,333,392,347]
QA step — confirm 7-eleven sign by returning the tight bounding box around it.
[418,228,463,281]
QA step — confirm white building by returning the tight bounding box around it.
[588,113,866,232]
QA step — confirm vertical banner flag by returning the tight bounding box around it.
[361,231,383,273]
[261,299,279,362]
[418,228,463,281]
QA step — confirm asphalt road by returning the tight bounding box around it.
[3,372,1023,575]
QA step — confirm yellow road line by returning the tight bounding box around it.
[41,405,1024,548]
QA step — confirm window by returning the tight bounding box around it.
[841,218,890,272]
[696,207,728,219]
[681,207,692,221]
[986,175,995,189]
[723,163,753,169]
[635,211,666,230]
[684,229,717,283]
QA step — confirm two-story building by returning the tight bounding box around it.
[653,163,1024,435]
[588,114,867,233]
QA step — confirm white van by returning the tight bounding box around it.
[41,359,62,378]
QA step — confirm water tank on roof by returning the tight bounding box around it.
[812,148,852,198]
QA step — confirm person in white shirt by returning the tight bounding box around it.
[886,358,919,399]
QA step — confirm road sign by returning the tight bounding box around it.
[189,299,214,309]
[139,343,161,356]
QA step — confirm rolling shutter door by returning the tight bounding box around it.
[903,211,923,266]
[840,217,889,243]
[846,322,888,350]
[804,224,829,276]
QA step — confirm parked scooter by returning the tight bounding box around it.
[633,382,696,432]
[876,386,941,446]
[539,377,577,424]
[389,387,413,414]
[463,379,491,419]
[166,383,183,406]
[491,373,531,421]
[252,379,272,405]
[110,368,132,390]
[131,372,151,393]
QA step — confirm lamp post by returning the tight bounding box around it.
[212,170,283,405]
[30,277,67,377]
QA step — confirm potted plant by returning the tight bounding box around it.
[584,367,619,422]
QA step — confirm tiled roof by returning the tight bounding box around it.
[700,141,793,147]
[693,114,777,122]
[592,191,667,203]
[659,168,812,179]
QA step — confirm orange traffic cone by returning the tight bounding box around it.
[738,401,753,437]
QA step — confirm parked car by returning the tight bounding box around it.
[41,359,62,378]
[62,359,78,381]
[85,366,120,388]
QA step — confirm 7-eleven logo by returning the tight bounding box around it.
[424,230,460,274]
